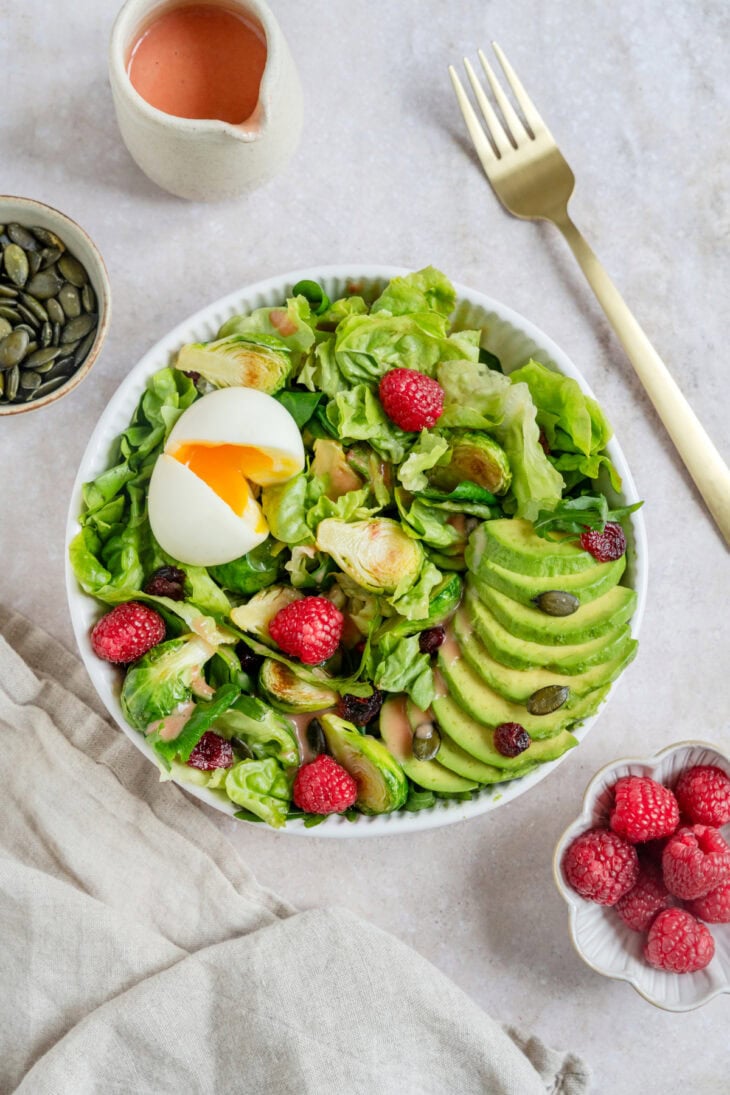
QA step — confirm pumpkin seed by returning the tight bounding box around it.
[305,718,328,758]
[61,313,95,344]
[25,340,38,356]
[532,591,580,617]
[46,297,64,325]
[30,226,66,252]
[16,304,40,329]
[412,722,441,761]
[26,346,61,369]
[34,375,68,398]
[58,283,81,318]
[28,251,42,276]
[4,243,29,287]
[19,369,41,392]
[40,247,62,270]
[73,329,97,366]
[52,321,61,345]
[8,223,39,250]
[5,365,19,400]
[81,283,96,313]
[19,292,49,322]
[0,285,19,299]
[58,254,87,287]
[32,356,58,375]
[0,318,11,340]
[0,305,20,322]
[26,268,64,300]
[40,321,52,347]
[14,323,35,338]
[526,685,570,716]
[0,329,30,369]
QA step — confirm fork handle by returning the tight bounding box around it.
[555,214,730,546]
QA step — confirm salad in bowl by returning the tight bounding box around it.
[67,266,644,833]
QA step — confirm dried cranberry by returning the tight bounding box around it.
[144,565,186,601]
[419,626,446,656]
[187,731,234,770]
[183,370,201,383]
[538,430,551,455]
[579,521,627,562]
[494,722,531,757]
[338,689,384,726]
[237,641,263,675]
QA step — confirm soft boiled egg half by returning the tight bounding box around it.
[148,387,305,566]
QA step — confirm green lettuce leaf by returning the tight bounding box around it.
[388,560,444,621]
[368,633,435,710]
[371,266,456,318]
[334,312,480,385]
[261,474,313,545]
[325,384,411,463]
[224,758,292,828]
[217,296,316,358]
[397,432,450,492]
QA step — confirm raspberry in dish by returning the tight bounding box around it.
[644,908,715,974]
[269,595,343,665]
[378,368,444,431]
[662,824,730,900]
[674,765,730,827]
[609,775,679,844]
[614,860,672,932]
[91,602,165,664]
[293,754,358,814]
[686,880,730,924]
[562,828,639,906]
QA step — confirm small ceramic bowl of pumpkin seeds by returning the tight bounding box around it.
[0,196,110,415]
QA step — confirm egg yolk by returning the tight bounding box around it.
[173,442,274,525]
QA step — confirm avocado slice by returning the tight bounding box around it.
[319,714,408,813]
[471,580,637,646]
[379,697,477,793]
[437,643,609,738]
[466,586,633,673]
[404,699,536,784]
[474,554,626,607]
[453,608,638,701]
[432,693,578,769]
[467,519,596,578]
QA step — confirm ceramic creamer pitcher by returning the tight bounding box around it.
[109,0,303,201]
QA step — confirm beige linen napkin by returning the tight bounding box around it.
[0,607,590,1095]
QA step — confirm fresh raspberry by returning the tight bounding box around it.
[144,565,186,601]
[187,731,234,771]
[91,602,165,663]
[579,521,627,562]
[644,908,715,973]
[269,596,343,665]
[418,626,446,655]
[292,754,358,814]
[378,368,444,431]
[609,775,679,843]
[337,689,384,726]
[494,722,531,757]
[686,880,730,924]
[675,765,730,827]
[662,824,730,900]
[562,828,639,905]
[614,860,672,931]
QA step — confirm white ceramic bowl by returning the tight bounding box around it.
[0,196,111,416]
[65,264,647,836]
[553,741,730,1011]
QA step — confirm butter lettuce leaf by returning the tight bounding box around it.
[371,266,456,318]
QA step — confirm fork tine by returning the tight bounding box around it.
[448,66,500,174]
[491,41,547,136]
[462,58,512,156]
[477,49,528,142]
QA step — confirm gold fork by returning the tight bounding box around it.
[450,44,730,546]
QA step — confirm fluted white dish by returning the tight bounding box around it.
[65,265,647,836]
[553,741,730,1011]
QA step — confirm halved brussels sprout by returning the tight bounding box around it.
[209,537,283,595]
[121,634,215,732]
[319,714,408,814]
[428,430,512,495]
[230,584,302,640]
[316,518,423,594]
[225,757,292,828]
[259,658,337,713]
[310,439,363,500]
[176,334,291,394]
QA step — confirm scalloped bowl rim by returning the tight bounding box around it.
[553,739,730,1011]
[65,263,647,837]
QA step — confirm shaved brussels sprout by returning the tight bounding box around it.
[176,334,292,394]
[319,714,408,814]
[229,585,303,640]
[428,430,512,495]
[121,634,215,731]
[259,659,337,713]
[225,758,292,828]
[316,517,423,595]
